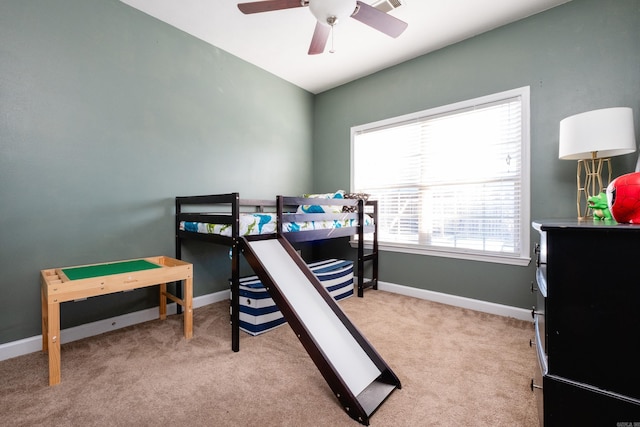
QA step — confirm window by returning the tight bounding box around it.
[351,87,530,265]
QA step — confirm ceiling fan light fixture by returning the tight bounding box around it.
[237,0,409,55]
[309,0,357,26]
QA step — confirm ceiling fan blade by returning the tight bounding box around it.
[237,0,304,15]
[308,22,330,55]
[351,0,407,38]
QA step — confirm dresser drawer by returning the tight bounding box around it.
[534,314,547,376]
[533,266,546,363]
[543,375,640,426]
[532,314,546,427]
[535,265,547,297]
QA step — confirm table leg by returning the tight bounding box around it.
[41,287,48,353]
[183,278,193,340]
[159,283,167,320]
[47,301,61,386]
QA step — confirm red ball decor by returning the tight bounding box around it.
[607,172,640,223]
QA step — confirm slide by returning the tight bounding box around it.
[241,234,401,426]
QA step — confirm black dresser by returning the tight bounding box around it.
[532,220,640,426]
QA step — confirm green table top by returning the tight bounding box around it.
[62,259,161,281]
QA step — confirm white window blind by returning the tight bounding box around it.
[351,87,530,265]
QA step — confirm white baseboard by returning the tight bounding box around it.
[377,281,533,322]
[1,284,531,362]
[0,290,229,362]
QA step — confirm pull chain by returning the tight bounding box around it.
[329,23,335,53]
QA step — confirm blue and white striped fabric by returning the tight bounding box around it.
[237,259,354,336]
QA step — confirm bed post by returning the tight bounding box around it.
[370,200,378,291]
[231,193,241,352]
[175,197,183,314]
[357,198,365,297]
[276,195,284,236]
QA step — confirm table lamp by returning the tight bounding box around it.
[559,107,636,219]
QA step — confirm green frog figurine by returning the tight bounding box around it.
[587,192,613,221]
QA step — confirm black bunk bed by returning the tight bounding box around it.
[175,192,378,352]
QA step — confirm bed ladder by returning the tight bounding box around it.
[240,233,400,426]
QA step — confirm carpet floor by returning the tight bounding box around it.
[0,290,538,426]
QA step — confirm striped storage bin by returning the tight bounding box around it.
[237,259,354,336]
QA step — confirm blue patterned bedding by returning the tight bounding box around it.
[179,213,373,237]
[180,213,277,237]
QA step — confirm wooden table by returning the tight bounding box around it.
[40,256,193,385]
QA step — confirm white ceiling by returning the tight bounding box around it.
[120,0,570,94]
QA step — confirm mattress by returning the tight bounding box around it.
[237,259,354,336]
[180,213,373,237]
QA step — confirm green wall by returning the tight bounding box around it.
[2,0,639,347]
[0,0,313,344]
[312,0,640,308]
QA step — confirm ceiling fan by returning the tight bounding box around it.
[237,0,408,55]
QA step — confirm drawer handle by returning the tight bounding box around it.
[530,379,542,391]
[531,306,544,319]
[530,281,538,293]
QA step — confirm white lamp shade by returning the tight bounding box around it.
[559,107,636,160]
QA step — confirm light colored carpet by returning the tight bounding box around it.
[0,291,538,426]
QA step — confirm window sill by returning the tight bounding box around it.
[351,240,531,267]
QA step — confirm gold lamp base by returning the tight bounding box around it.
[576,155,612,219]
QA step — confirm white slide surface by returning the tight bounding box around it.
[246,238,381,396]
